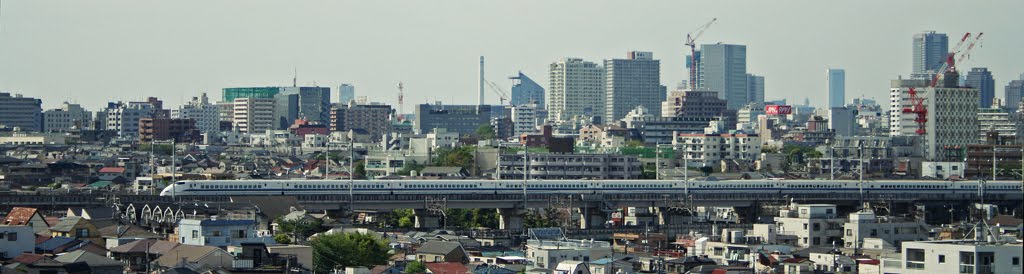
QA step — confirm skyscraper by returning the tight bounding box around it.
[509,72,545,108]
[746,74,765,105]
[337,84,355,104]
[548,58,605,122]
[965,68,995,108]
[1005,75,1024,112]
[827,68,846,108]
[605,51,665,122]
[693,44,748,110]
[912,31,949,79]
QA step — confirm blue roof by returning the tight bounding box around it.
[37,237,80,252]
[589,258,613,265]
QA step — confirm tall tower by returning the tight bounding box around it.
[912,31,949,79]
[827,68,846,108]
[479,56,485,106]
[965,68,995,108]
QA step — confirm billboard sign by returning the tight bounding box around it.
[765,105,792,115]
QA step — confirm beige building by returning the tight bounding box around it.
[232,98,275,134]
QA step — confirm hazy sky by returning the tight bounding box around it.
[1,0,1021,111]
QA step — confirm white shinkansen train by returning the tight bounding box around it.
[158,179,1023,196]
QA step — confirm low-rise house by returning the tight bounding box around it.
[154,244,234,271]
[96,166,126,181]
[108,239,180,272]
[424,262,469,274]
[416,241,468,263]
[49,216,98,240]
[54,250,124,274]
[3,253,87,274]
[843,210,928,251]
[0,225,34,259]
[420,166,470,178]
[554,260,591,274]
[3,207,51,235]
[65,207,116,221]
[177,218,272,247]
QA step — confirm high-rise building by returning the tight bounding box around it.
[510,72,545,108]
[964,68,996,108]
[829,107,857,137]
[330,101,393,141]
[337,84,355,104]
[105,101,156,138]
[414,103,491,135]
[511,103,542,136]
[912,31,949,79]
[281,86,331,126]
[827,68,846,108]
[746,74,765,105]
[1006,76,1024,112]
[232,98,275,134]
[43,102,92,132]
[889,79,979,160]
[604,51,665,122]
[548,58,605,122]
[660,89,729,119]
[172,93,220,135]
[691,44,748,110]
[0,93,42,132]
[139,118,199,143]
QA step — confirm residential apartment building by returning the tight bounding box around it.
[843,210,928,251]
[105,101,156,138]
[890,79,980,160]
[232,98,275,134]
[885,240,1022,274]
[548,58,605,122]
[177,219,269,247]
[139,118,199,143]
[172,93,220,134]
[605,51,665,122]
[330,101,393,141]
[497,153,642,180]
[526,238,612,269]
[510,72,545,108]
[511,103,542,136]
[660,89,729,119]
[977,108,1021,143]
[672,131,761,169]
[774,204,844,248]
[413,103,491,135]
[0,92,42,132]
[43,102,92,132]
[622,105,722,145]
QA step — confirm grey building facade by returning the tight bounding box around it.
[693,44,748,110]
[0,93,42,132]
[1006,76,1024,111]
[414,103,491,135]
[827,68,846,108]
[912,31,949,79]
[605,51,665,122]
[965,67,995,108]
[746,74,765,106]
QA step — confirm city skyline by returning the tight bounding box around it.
[1,0,1022,111]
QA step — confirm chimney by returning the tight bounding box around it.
[479,56,485,106]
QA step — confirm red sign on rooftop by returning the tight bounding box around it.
[765,105,792,115]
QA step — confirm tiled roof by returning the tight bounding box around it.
[98,166,126,173]
[416,241,463,255]
[55,250,123,267]
[425,262,469,274]
[49,216,84,232]
[109,239,179,254]
[36,236,80,252]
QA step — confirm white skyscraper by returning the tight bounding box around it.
[605,51,665,122]
[548,58,605,122]
[889,79,979,160]
[827,68,846,108]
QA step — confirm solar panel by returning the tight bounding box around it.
[528,227,565,240]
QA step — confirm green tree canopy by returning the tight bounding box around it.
[311,232,390,273]
[274,216,325,242]
[445,208,499,229]
[405,261,427,274]
[433,146,476,171]
[475,124,497,140]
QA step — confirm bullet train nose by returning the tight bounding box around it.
[159,184,175,196]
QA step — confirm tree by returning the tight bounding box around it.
[383,209,415,229]
[433,146,476,171]
[273,234,291,244]
[354,161,367,178]
[475,124,497,140]
[445,208,499,229]
[275,216,325,242]
[523,209,557,228]
[700,166,714,176]
[625,140,645,147]
[311,232,390,273]
[405,261,427,274]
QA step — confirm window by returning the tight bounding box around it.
[906,248,925,269]
[1013,257,1020,266]
[76,228,89,238]
[192,230,198,239]
[939,255,946,263]
[6,232,16,241]
[959,252,975,273]
[813,223,821,231]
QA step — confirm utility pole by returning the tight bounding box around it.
[655,143,661,180]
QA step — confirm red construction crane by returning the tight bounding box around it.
[905,32,985,135]
[685,18,716,90]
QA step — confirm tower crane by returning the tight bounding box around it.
[904,32,985,135]
[484,79,511,105]
[685,18,717,90]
